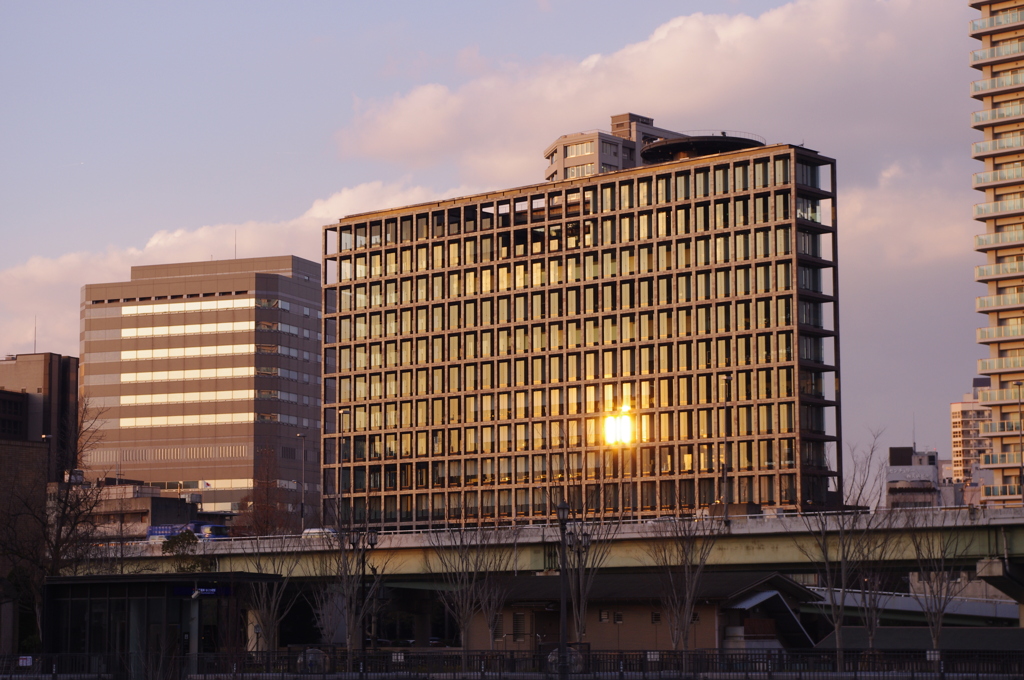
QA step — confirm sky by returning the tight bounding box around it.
[0,0,982,459]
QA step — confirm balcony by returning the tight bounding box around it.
[981,422,1024,435]
[976,229,1024,250]
[972,72,1024,99]
[974,165,1024,189]
[975,260,1024,281]
[971,11,1024,37]
[979,386,1024,402]
[973,103,1024,129]
[979,325,1024,343]
[976,198,1024,220]
[972,135,1024,158]
[983,484,1022,498]
[979,355,1024,373]
[982,452,1022,465]
[971,40,1024,67]
[977,291,1024,311]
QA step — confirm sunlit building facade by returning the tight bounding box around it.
[322,132,841,528]
[80,257,322,513]
[970,0,1024,505]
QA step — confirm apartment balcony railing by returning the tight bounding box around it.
[982,452,1023,465]
[979,355,1024,373]
[977,291,1024,310]
[981,421,1023,434]
[971,72,1024,98]
[975,259,1024,280]
[976,229,1024,250]
[984,484,1022,497]
[972,135,1024,158]
[979,386,1024,402]
[971,11,1024,36]
[974,165,1024,189]
[978,325,1024,343]
[972,102,1024,129]
[971,40,1024,67]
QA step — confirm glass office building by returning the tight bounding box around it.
[322,134,840,528]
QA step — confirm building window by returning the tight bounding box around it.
[564,141,594,158]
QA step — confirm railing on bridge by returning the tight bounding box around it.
[5,649,1024,680]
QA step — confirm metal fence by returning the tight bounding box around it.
[4,650,1024,680]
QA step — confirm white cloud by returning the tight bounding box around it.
[0,181,462,358]
[0,0,982,458]
[336,0,972,191]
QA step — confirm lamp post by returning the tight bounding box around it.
[350,529,378,654]
[296,433,307,531]
[556,501,569,680]
[1015,381,1024,506]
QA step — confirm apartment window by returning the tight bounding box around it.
[565,141,594,158]
[565,164,595,180]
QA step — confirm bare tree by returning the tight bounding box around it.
[236,456,300,537]
[561,484,621,644]
[241,535,303,651]
[851,507,902,651]
[0,398,105,642]
[307,522,391,669]
[905,507,978,652]
[644,516,722,650]
[796,432,885,666]
[426,525,518,660]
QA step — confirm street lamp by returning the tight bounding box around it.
[296,433,307,532]
[1015,381,1023,506]
[555,501,569,680]
[350,529,379,654]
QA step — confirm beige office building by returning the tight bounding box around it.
[321,124,841,528]
[970,0,1024,504]
[950,378,992,484]
[80,257,322,513]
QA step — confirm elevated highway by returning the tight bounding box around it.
[119,507,1024,594]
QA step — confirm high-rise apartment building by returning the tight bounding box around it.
[80,257,322,514]
[970,0,1024,505]
[950,377,992,483]
[321,122,841,528]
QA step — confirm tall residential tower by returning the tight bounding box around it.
[322,123,841,528]
[970,0,1024,505]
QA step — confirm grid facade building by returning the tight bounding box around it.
[322,137,840,528]
[80,257,322,513]
[970,0,1024,504]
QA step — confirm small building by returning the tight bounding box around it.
[464,572,818,651]
[885,447,963,508]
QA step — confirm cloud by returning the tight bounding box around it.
[0,181,463,358]
[331,0,978,455]
[0,0,981,459]
[336,0,972,191]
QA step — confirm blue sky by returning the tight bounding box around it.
[0,0,983,459]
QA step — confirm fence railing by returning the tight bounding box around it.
[6,649,1024,680]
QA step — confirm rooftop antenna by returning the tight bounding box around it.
[33,316,36,353]
[235,229,237,259]
[912,412,917,453]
